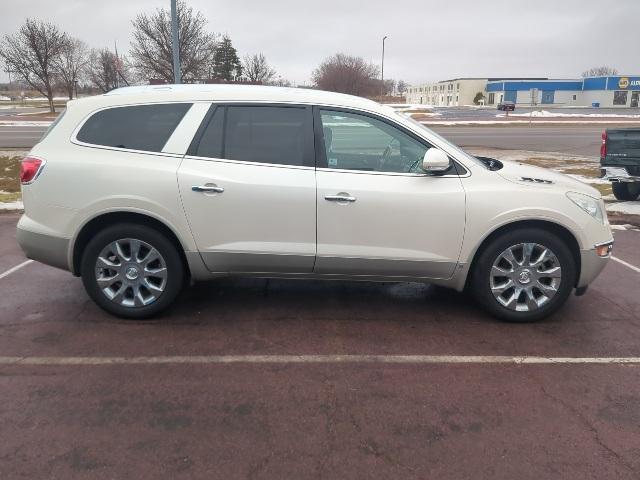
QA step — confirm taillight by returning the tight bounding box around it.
[600,131,607,158]
[20,157,46,184]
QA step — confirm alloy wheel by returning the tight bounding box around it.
[94,238,168,308]
[489,242,562,312]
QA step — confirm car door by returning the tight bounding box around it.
[177,104,317,273]
[314,107,466,279]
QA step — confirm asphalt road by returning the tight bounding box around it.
[0,126,46,149]
[0,123,615,155]
[1,213,640,478]
[431,125,605,156]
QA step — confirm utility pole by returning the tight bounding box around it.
[381,36,388,97]
[114,40,120,89]
[171,0,181,84]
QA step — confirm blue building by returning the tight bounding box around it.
[486,76,640,108]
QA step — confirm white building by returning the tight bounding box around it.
[405,78,488,106]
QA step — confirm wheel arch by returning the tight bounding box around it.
[464,219,581,289]
[71,211,190,277]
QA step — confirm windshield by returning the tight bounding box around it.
[398,112,489,169]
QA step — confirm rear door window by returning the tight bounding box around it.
[76,103,192,152]
[225,106,308,166]
[192,105,310,167]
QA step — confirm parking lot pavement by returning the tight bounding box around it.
[1,213,639,478]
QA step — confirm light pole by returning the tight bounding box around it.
[381,36,388,97]
[171,0,181,84]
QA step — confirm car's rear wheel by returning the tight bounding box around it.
[612,182,640,201]
[80,223,184,319]
[470,228,576,322]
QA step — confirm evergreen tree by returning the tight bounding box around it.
[211,35,242,81]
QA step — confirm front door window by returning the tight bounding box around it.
[319,110,429,174]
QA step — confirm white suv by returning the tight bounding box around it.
[17,85,613,322]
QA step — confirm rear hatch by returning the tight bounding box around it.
[603,129,640,167]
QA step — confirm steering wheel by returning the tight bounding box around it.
[379,139,396,171]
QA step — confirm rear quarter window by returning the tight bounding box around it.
[76,103,192,152]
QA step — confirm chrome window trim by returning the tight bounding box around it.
[69,99,474,175]
[315,166,470,178]
[182,155,316,172]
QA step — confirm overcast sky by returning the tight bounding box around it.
[1,0,638,85]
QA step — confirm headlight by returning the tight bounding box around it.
[566,192,604,224]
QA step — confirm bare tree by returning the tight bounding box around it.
[382,79,396,96]
[396,80,409,95]
[581,66,619,77]
[242,53,276,83]
[270,76,292,87]
[130,0,216,83]
[0,19,68,112]
[87,48,130,93]
[312,53,379,97]
[54,38,88,99]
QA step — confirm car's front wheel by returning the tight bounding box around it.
[470,228,576,322]
[80,223,185,319]
[612,182,640,201]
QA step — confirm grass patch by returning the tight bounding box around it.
[0,154,21,196]
[560,165,600,178]
[0,192,21,203]
[589,183,612,196]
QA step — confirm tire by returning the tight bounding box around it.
[80,223,185,319]
[612,182,640,201]
[470,228,576,323]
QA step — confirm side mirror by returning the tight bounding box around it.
[422,148,451,174]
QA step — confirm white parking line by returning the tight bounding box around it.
[0,259,33,280]
[611,256,640,274]
[0,355,639,366]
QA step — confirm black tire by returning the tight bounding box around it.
[80,223,184,319]
[470,228,576,323]
[612,182,640,201]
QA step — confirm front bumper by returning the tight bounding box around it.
[16,225,70,272]
[577,241,613,288]
[600,166,640,183]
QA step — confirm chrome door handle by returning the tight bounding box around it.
[324,194,356,202]
[192,185,224,193]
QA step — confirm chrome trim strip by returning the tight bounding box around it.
[315,167,469,178]
[601,166,640,182]
[192,185,224,193]
[182,155,316,171]
[594,239,614,248]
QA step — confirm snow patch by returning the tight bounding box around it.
[422,119,640,125]
[0,121,52,127]
[0,200,23,211]
[0,150,28,157]
[386,103,436,110]
[497,110,640,119]
[610,224,639,231]
[607,201,640,215]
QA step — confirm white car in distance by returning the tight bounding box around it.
[17,85,613,322]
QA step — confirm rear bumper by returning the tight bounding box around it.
[16,225,70,272]
[600,166,640,182]
[577,241,613,288]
